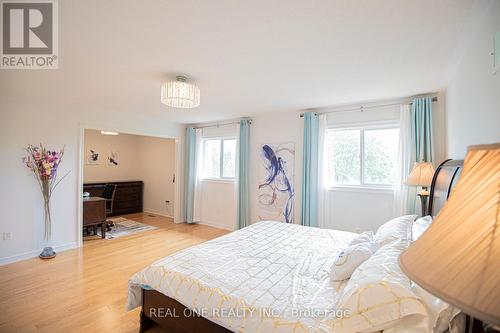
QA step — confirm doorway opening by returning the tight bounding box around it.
[78,128,178,245]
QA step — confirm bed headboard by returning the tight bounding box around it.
[427,159,464,217]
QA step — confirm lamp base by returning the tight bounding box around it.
[39,247,56,259]
[417,193,429,217]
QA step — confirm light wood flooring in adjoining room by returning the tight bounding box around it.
[0,213,229,333]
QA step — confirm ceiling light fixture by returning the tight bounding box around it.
[161,76,200,109]
[101,131,119,135]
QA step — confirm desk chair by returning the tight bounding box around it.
[102,184,117,231]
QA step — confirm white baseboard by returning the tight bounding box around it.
[198,220,235,231]
[143,209,174,219]
[0,242,78,266]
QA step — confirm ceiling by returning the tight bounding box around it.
[1,0,476,123]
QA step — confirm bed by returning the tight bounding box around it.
[127,159,464,333]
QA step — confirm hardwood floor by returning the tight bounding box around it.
[0,213,229,333]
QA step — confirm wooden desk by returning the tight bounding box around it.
[83,197,106,239]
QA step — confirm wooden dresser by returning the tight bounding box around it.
[83,181,143,216]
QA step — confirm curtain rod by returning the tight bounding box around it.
[191,119,252,130]
[299,97,438,117]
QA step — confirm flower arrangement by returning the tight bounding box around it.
[23,144,68,258]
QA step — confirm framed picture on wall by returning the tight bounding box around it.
[257,142,295,223]
[107,151,119,166]
[86,149,100,165]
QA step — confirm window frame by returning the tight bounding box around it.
[201,137,237,181]
[326,122,399,191]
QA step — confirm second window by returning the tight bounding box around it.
[202,138,237,179]
[326,127,399,188]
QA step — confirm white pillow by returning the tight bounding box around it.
[412,215,433,242]
[330,243,375,281]
[349,230,374,246]
[330,231,378,281]
[412,283,460,333]
[332,239,428,333]
[374,215,417,246]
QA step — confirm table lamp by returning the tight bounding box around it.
[400,143,500,329]
[406,162,435,216]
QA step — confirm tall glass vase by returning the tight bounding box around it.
[39,179,56,259]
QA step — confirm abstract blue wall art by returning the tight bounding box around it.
[258,142,295,223]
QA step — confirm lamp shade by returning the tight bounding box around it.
[405,162,435,187]
[399,143,500,324]
[161,76,200,109]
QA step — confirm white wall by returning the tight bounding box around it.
[0,97,183,265]
[446,0,500,159]
[137,135,176,217]
[199,180,237,230]
[323,189,395,232]
[432,93,447,166]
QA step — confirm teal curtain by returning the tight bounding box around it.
[408,97,434,214]
[301,112,319,227]
[411,97,434,164]
[184,127,196,223]
[237,119,251,229]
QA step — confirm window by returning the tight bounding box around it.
[326,126,399,188]
[202,138,236,179]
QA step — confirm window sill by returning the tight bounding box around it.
[327,185,395,194]
[201,178,235,184]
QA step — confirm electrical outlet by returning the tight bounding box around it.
[3,232,13,240]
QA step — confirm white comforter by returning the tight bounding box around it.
[127,221,357,332]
